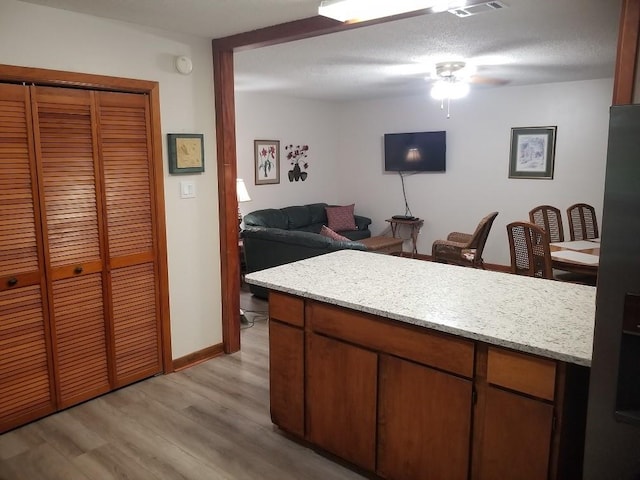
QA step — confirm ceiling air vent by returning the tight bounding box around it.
[449,1,508,18]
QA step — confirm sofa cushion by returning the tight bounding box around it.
[281,205,311,229]
[243,208,288,229]
[320,225,351,242]
[306,203,329,224]
[326,204,357,231]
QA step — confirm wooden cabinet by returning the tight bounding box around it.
[0,83,163,432]
[268,293,589,480]
[472,346,586,480]
[378,354,472,480]
[473,347,556,480]
[268,292,304,436]
[475,386,554,480]
[306,332,378,471]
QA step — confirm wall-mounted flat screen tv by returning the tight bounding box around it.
[384,131,446,172]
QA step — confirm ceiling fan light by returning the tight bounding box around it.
[318,0,452,23]
[430,80,450,100]
[449,81,470,99]
[430,79,470,100]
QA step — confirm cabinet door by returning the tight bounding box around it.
[377,354,472,480]
[0,83,55,432]
[96,91,161,386]
[32,86,110,408]
[269,320,304,436]
[306,332,377,471]
[475,386,554,480]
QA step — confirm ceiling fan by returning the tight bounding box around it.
[427,60,506,118]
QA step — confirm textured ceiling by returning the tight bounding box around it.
[14,0,320,38]
[17,0,621,101]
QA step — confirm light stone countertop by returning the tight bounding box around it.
[245,250,596,367]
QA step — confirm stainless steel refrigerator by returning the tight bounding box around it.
[583,104,640,479]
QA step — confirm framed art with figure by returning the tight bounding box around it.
[509,126,557,179]
[254,140,280,185]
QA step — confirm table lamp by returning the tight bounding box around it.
[236,178,251,228]
[237,178,252,325]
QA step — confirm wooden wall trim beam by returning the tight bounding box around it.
[212,16,341,51]
[613,0,640,105]
[212,1,493,52]
[213,48,241,353]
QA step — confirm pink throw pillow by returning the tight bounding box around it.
[325,204,356,232]
[320,225,351,242]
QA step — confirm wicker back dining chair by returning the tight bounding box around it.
[506,221,553,279]
[567,203,599,240]
[529,205,564,243]
[432,211,499,268]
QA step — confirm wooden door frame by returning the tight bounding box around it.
[0,64,173,372]
[212,12,447,353]
[213,2,638,353]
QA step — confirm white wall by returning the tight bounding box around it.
[336,79,612,265]
[0,0,221,358]
[235,92,341,218]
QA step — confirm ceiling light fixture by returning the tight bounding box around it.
[318,0,467,23]
[429,61,470,119]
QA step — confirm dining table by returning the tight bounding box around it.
[549,239,600,276]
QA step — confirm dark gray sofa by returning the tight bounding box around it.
[242,203,372,298]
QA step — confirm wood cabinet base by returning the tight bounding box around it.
[268,293,589,480]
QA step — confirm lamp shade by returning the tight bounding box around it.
[405,147,422,162]
[236,178,251,203]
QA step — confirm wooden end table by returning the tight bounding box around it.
[386,218,424,257]
[359,236,404,255]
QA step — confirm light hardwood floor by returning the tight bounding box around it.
[0,291,366,480]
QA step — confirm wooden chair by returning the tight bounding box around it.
[432,212,498,268]
[529,205,564,243]
[567,203,599,240]
[506,221,553,279]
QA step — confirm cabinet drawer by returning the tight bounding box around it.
[269,292,304,327]
[487,347,556,401]
[308,301,474,378]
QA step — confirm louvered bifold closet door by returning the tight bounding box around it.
[97,91,161,387]
[0,84,55,432]
[32,86,111,409]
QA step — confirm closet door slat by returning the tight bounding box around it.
[98,91,161,386]
[0,86,39,276]
[33,86,110,408]
[0,84,54,433]
[51,273,109,408]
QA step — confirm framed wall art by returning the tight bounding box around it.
[508,126,557,179]
[254,139,280,185]
[168,133,204,174]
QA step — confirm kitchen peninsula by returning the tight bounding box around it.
[245,250,596,480]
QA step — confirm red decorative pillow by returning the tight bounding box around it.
[320,225,351,242]
[325,204,356,232]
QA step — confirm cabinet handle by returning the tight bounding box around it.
[7,277,18,287]
[74,266,84,274]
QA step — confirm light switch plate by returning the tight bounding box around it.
[180,180,196,199]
